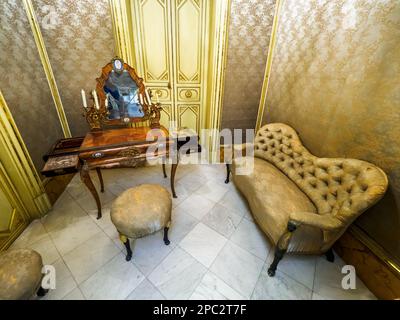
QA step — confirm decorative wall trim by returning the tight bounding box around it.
[255,0,283,132]
[0,162,29,251]
[206,0,231,162]
[0,90,51,218]
[109,0,136,68]
[22,0,71,138]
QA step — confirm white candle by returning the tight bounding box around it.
[139,93,144,105]
[145,89,151,104]
[92,90,100,110]
[81,89,87,108]
[105,94,109,108]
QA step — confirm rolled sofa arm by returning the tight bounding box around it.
[289,211,343,231]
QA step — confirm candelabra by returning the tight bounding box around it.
[81,90,109,131]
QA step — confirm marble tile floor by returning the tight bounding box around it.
[11,160,375,300]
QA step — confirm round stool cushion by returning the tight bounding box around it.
[0,248,43,300]
[111,184,172,239]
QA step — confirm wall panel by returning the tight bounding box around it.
[0,0,64,172]
[221,0,276,131]
[32,0,116,136]
[264,0,400,262]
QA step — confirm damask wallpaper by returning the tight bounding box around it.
[221,0,276,132]
[32,0,116,136]
[0,0,64,172]
[264,0,400,260]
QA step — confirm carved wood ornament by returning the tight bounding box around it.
[84,58,161,130]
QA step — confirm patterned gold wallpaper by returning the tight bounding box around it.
[0,0,64,172]
[32,0,116,136]
[264,0,400,260]
[221,0,276,131]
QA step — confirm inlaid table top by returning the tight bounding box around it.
[80,126,170,150]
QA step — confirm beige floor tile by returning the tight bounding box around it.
[252,264,312,300]
[126,279,165,300]
[28,234,61,265]
[230,219,271,261]
[265,253,316,291]
[180,223,227,267]
[190,271,245,300]
[48,215,102,256]
[63,287,85,300]
[80,253,145,300]
[210,242,264,298]
[148,247,207,300]
[178,194,216,220]
[10,219,48,249]
[168,206,199,246]
[202,203,242,238]
[63,231,121,284]
[131,230,173,276]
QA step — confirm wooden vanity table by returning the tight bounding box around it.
[79,126,178,219]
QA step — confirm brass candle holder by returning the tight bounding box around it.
[82,94,109,131]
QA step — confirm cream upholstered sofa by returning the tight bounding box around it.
[231,123,388,276]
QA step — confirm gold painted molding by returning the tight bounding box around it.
[109,0,136,68]
[23,0,71,138]
[206,0,231,162]
[255,0,283,132]
[0,90,50,219]
[0,162,29,251]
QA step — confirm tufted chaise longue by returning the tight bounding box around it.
[231,123,388,277]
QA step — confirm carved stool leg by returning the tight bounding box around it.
[163,227,170,246]
[225,164,231,184]
[96,168,104,193]
[80,163,102,219]
[120,234,132,261]
[325,248,335,262]
[268,221,297,277]
[163,221,171,245]
[37,286,49,297]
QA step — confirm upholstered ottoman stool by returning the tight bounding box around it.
[111,184,172,261]
[0,248,46,300]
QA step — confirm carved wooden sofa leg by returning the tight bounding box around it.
[325,248,335,262]
[268,221,297,277]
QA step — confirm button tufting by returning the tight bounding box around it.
[347,186,352,193]
[334,177,342,184]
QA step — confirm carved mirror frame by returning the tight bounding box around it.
[85,58,161,130]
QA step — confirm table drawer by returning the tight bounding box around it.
[41,155,80,177]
